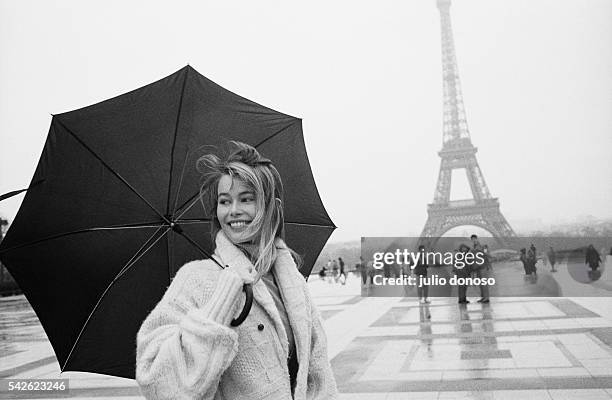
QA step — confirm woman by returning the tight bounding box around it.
[136,142,338,399]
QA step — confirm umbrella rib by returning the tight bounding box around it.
[0,179,45,201]
[174,218,212,225]
[253,120,300,148]
[173,218,334,229]
[61,225,170,373]
[166,226,173,286]
[174,193,201,220]
[284,221,337,229]
[175,230,225,269]
[112,226,170,282]
[172,120,299,218]
[53,118,169,223]
[166,67,190,216]
[173,218,334,228]
[0,222,165,255]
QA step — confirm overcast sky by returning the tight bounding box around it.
[1,0,611,242]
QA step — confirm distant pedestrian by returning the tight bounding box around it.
[547,246,557,272]
[413,245,430,304]
[331,259,339,283]
[471,236,489,303]
[482,245,491,271]
[527,246,537,275]
[383,261,392,278]
[456,244,472,304]
[366,259,375,286]
[318,265,327,280]
[359,256,368,285]
[470,234,480,249]
[585,244,601,271]
[338,257,346,285]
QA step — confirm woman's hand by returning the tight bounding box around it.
[200,268,252,326]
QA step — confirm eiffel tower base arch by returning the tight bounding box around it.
[421,199,515,248]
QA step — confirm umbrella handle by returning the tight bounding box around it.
[230,283,253,327]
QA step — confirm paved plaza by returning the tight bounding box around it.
[2,260,612,399]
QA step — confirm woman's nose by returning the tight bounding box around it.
[229,200,241,215]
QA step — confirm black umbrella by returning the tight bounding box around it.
[0,66,335,379]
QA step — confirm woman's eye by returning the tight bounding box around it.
[218,199,230,205]
[242,197,254,203]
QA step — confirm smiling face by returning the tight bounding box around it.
[216,174,258,244]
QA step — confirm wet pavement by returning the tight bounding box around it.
[1,259,612,399]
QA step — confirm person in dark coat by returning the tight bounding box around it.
[585,244,601,271]
[456,244,472,304]
[527,246,537,275]
[318,265,327,280]
[413,245,429,304]
[547,246,557,272]
[359,256,368,285]
[472,241,490,303]
[338,257,346,285]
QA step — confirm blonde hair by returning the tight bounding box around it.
[197,141,300,277]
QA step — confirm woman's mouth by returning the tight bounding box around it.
[228,221,250,229]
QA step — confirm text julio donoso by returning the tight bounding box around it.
[370,249,495,287]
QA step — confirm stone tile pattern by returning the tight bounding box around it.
[331,293,612,397]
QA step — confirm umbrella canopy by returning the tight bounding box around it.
[0,66,335,379]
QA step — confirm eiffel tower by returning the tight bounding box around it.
[421,0,515,244]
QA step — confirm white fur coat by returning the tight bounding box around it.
[136,232,338,399]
